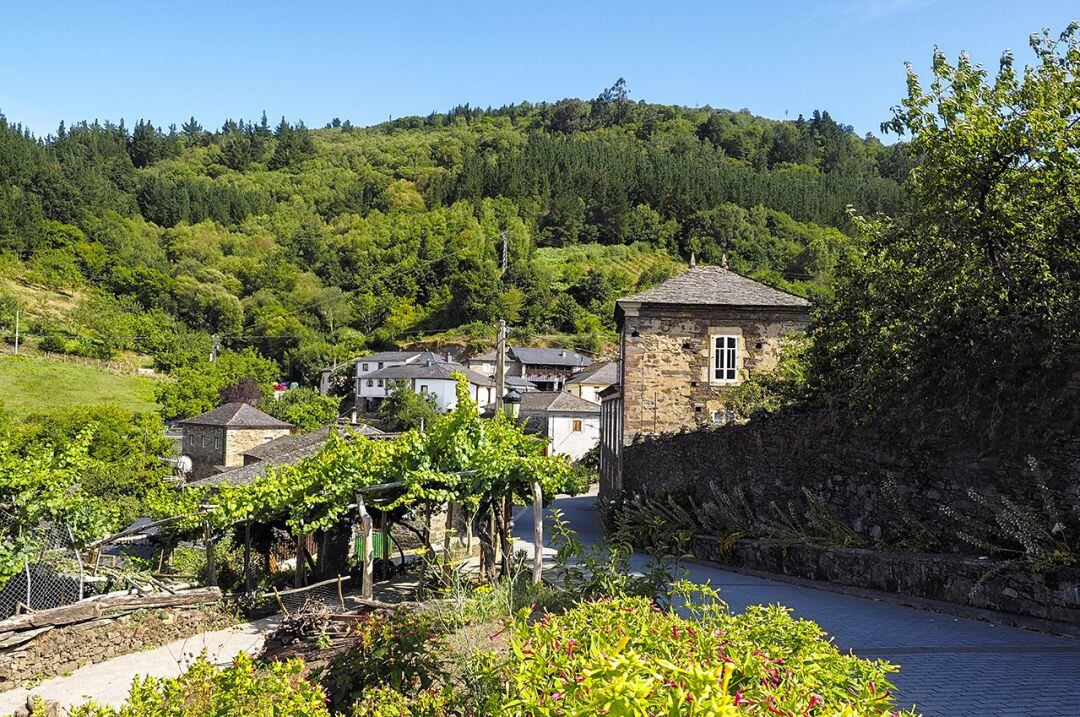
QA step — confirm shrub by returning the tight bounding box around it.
[320,610,449,713]
[68,653,328,717]
[492,587,914,716]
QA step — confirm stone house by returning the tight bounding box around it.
[598,264,810,497]
[177,402,293,480]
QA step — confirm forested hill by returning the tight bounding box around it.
[0,83,911,384]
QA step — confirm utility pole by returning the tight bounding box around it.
[13,309,18,356]
[495,319,506,411]
[500,231,509,272]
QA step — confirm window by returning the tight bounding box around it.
[712,335,739,382]
[367,378,374,387]
[377,362,384,369]
[419,384,429,393]
[377,379,384,387]
[572,419,583,432]
[362,363,369,372]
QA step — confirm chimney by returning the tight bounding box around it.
[689,253,697,268]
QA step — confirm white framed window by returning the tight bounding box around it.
[419,384,428,393]
[362,363,369,372]
[367,378,374,387]
[712,335,739,383]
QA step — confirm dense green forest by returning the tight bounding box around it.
[0,81,910,387]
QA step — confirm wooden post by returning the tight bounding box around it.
[531,482,543,584]
[379,512,390,578]
[499,495,513,578]
[294,533,306,588]
[203,521,216,587]
[243,519,253,593]
[442,502,456,584]
[357,493,374,600]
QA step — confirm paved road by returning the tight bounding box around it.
[514,492,1080,717]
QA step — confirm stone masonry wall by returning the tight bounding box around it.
[620,306,808,440]
[0,605,233,690]
[693,536,1080,625]
[622,394,1080,548]
[224,427,291,469]
[183,424,226,480]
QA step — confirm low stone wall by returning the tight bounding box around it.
[693,535,1080,625]
[0,600,233,690]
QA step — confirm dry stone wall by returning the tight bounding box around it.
[0,598,232,690]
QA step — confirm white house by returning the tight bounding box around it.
[466,346,593,392]
[487,391,600,461]
[564,361,618,404]
[357,356,495,413]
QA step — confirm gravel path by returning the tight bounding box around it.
[0,615,278,714]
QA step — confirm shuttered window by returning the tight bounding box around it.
[712,335,738,382]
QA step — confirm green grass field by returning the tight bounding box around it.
[0,354,161,418]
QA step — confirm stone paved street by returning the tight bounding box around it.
[515,492,1080,717]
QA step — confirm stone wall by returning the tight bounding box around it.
[620,305,808,440]
[0,604,233,690]
[183,424,226,480]
[693,536,1080,626]
[224,427,291,469]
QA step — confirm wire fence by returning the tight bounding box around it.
[0,522,85,619]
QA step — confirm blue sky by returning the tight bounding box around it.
[1,1,1075,138]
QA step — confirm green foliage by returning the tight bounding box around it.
[207,378,573,536]
[0,430,113,587]
[68,653,329,717]
[810,27,1080,443]
[321,610,448,713]
[259,387,341,431]
[0,355,159,418]
[0,89,894,381]
[723,336,810,419]
[492,588,910,716]
[5,404,173,529]
[378,380,438,431]
[549,508,682,604]
[155,348,279,420]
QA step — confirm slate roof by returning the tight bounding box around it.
[565,361,619,386]
[365,360,495,386]
[508,347,593,369]
[517,391,601,415]
[177,402,293,429]
[198,425,397,487]
[618,266,810,308]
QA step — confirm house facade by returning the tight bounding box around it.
[356,356,495,413]
[598,265,810,498]
[486,391,601,461]
[177,403,293,480]
[565,361,618,404]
